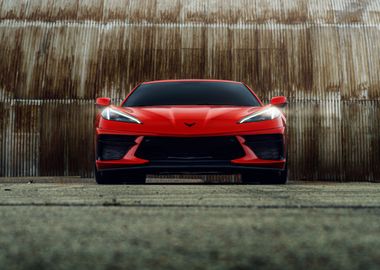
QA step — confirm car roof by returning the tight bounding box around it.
[142,79,242,85]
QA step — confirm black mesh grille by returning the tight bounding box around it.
[244,134,284,160]
[135,136,245,161]
[97,135,137,160]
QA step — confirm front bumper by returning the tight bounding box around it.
[97,160,286,175]
[95,127,286,173]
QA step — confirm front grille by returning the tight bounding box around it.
[97,135,137,160]
[135,136,245,161]
[244,134,284,160]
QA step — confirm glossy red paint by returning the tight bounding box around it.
[98,104,284,136]
[96,97,111,107]
[270,96,288,108]
[95,80,287,171]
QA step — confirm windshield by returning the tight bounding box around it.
[123,82,261,107]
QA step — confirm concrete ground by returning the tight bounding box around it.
[0,178,379,270]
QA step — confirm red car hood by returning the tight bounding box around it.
[100,105,283,136]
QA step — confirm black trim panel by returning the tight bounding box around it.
[98,162,285,175]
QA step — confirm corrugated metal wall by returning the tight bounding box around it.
[0,0,379,181]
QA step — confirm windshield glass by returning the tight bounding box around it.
[123,82,261,107]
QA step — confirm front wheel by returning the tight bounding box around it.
[95,166,146,185]
[241,164,288,185]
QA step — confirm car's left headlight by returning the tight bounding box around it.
[101,108,142,124]
[239,107,281,123]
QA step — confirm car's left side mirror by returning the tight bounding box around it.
[96,97,111,107]
[270,96,287,108]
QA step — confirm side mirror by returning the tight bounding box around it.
[96,97,111,107]
[270,96,287,108]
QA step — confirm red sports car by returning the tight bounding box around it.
[95,80,287,184]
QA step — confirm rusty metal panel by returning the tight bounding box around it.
[1,99,379,181]
[1,21,380,100]
[0,0,379,181]
[1,0,380,24]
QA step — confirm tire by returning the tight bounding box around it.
[241,163,288,185]
[240,172,261,184]
[265,168,288,184]
[95,166,146,185]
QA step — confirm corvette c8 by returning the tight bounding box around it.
[95,80,287,184]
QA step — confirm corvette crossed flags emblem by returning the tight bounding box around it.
[184,122,196,127]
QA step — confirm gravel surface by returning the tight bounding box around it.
[0,179,379,270]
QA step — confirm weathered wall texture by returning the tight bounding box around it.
[0,0,379,180]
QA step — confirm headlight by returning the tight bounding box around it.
[239,107,281,123]
[101,108,142,124]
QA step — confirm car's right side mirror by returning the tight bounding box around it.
[96,97,111,107]
[270,96,287,108]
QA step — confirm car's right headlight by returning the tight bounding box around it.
[101,108,142,124]
[239,107,281,124]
